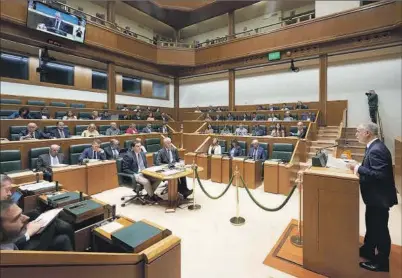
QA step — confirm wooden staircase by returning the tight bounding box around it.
[307,126,339,161]
[338,127,366,162]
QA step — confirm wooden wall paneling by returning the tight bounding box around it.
[326,100,348,126]
[74,66,92,90]
[174,77,179,120]
[229,69,235,111]
[319,54,328,126]
[182,122,204,133]
[0,0,27,24]
[29,57,40,83]
[141,80,153,98]
[157,48,195,66]
[107,63,116,110]
[116,74,123,93]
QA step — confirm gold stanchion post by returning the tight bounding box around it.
[188,160,201,210]
[230,166,245,226]
[291,172,303,247]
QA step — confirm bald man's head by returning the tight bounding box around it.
[49,144,60,157]
[163,137,172,149]
[27,123,37,133]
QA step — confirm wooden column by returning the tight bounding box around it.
[319,54,328,126]
[174,77,180,120]
[228,11,235,40]
[107,63,116,110]
[106,1,116,23]
[229,69,235,111]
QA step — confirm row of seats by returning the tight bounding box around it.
[208,113,315,121]
[0,137,161,173]
[0,98,86,108]
[209,125,306,135]
[8,124,164,140]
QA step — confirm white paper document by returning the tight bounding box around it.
[98,221,124,234]
[32,208,63,233]
[19,182,56,192]
[326,156,350,170]
[51,164,69,168]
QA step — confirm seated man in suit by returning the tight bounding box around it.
[135,138,147,153]
[36,144,65,182]
[101,111,111,120]
[290,122,306,139]
[79,139,106,163]
[51,121,70,139]
[122,142,162,203]
[155,138,193,199]
[253,126,265,136]
[248,139,266,161]
[105,122,120,136]
[142,123,153,133]
[160,124,169,134]
[0,200,73,251]
[161,112,169,123]
[234,124,248,136]
[133,111,142,120]
[283,111,294,121]
[19,123,50,140]
[1,175,74,251]
[104,139,120,160]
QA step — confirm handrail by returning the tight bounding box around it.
[195,136,211,153]
[195,122,207,133]
[377,110,384,141]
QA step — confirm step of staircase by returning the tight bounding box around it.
[309,146,335,153]
[317,135,339,140]
[310,140,336,147]
[318,130,339,135]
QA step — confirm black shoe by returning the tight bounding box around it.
[359,246,375,261]
[182,189,193,199]
[144,195,155,204]
[359,261,389,272]
[150,195,162,203]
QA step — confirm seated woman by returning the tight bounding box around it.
[125,123,138,134]
[240,113,248,121]
[7,107,32,119]
[267,113,278,122]
[220,125,231,135]
[271,123,285,137]
[229,139,243,158]
[147,112,155,121]
[62,110,77,120]
[204,124,214,134]
[81,124,100,137]
[37,107,50,119]
[91,111,101,120]
[208,138,222,155]
[226,112,235,121]
[204,113,212,121]
[251,113,257,121]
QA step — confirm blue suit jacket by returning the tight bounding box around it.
[122,151,148,174]
[78,147,106,163]
[50,128,71,138]
[230,146,243,157]
[18,129,50,140]
[358,139,398,208]
[247,146,266,161]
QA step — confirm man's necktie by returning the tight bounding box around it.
[93,151,97,160]
[254,149,257,160]
[113,149,118,159]
[137,153,145,170]
[60,130,65,138]
[168,149,173,163]
[362,147,368,164]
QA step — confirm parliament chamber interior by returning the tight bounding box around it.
[0,0,401,277]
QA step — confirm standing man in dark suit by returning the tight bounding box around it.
[247,140,266,161]
[19,123,50,140]
[122,141,162,202]
[51,121,70,139]
[155,138,193,199]
[78,139,106,163]
[103,139,120,160]
[36,144,65,182]
[347,122,398,272]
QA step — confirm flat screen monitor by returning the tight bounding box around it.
[27,0,86,43]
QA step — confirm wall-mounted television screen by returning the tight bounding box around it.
[27,0,86,43]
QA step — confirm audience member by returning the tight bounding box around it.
[155,138,193,199]
[19,123,50,140]
[281,104,289,111]
[160,124,169,134]
[121,105,129,111]
[36,144,64,181]
[205,124,214,134]
[291,122,306,138]
[91,111,101,120]
[103,139,120,160]
[215,114,222,121]
[125,123,138,134]
[101,111,111,120]
[7,107,32,119]
[135,138,147,153]
[216,107,222,112]
[208,138,221,155]
[248,139,266,161]
[51,121,70,138]
[37,107,50,119]
[161,112,169,122]
[251,113,257,121]
[234,124,248,136]
[268,104,274,111]
[133,106,141,112]
[271,123,285,137]
[208,105,214,112]
[229,139,243,157]
[142,124,152,133]
[220,125,231,135]
[267,113,278,122]
[226,112,235,121]
[253,125,265,136]
[81,124,99,137]
[283,111,294,121]
[133,111,142,120]
[79,139,106,163]
[204,113,212,121]
[240,113,248,121]
[122,141,162,203]
[62,110,77,120]
[147,112,155,121]
[105,122,120,136]
[295,101,305,109]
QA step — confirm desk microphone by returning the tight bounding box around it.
[312,144,338,167]
[315,144,339,155]
[55,181,59,191]
[79,191,83,201]
[112,205,116,219]
[35,172,40,183]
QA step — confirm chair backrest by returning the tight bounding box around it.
[44,126,57,134]
[78,112,92,119]
[70,103,86,108]
[0,99,21,105]
[271,143,294,163]
[50,101,67,107]
[145,138,161,153]
[69,144,91,164]
[27,100,45,106]
[0,150,22,174]
[137,125,146,131]
[29,111,41,119]
[152,124,161,131]
[75,125,89,135]
[98,125,110,135]
[237,141,246,156]
[289,126,298,134]
[116,158,123,173]
[218,140,226,153]
[100,142,110,149]
[259,142,269,159]
[124,140,134,149]
[256,114,265,120]
[55,111,67,119]
[120,125,129,133]
[9,126,26,141]
[29,147,50,170]
[153,152,158,165]
[0,110,16,118]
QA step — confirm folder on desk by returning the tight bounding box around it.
[111,221,163,253]
[47,191,81,207]
[63,199,104,223]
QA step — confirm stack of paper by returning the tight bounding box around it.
[32,208,63,233]
[99,221,124,234]
[19,182,56,192]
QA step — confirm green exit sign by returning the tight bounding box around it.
[268,51,281,61]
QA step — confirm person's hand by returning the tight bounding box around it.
[26,221,42,237]
[346,162,357,171]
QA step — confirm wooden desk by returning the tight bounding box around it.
[222,156,232,184]
[52,165,87,193]
[86,160,118,195]
[142,166,203,213]
[195,154,211,180]
[243,160,262,189]
[184,152,197,166]
[303,167,359,277]
[7,171,43,185]
[264,161,279,193]
[94,217,135,241]
[232,157,245,186]
[211,155,223,183]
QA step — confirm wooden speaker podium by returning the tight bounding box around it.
[303,167,360,277]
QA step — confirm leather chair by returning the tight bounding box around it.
[145,138,161,153]
[120,125,129,133]
[9,126,26,141]
[78,112,92,119]
[75,125,89,135]
[237,141,246,156]
[69,144,91,164]
[152,124,161,132]
[70,103,86,108]
[44,126,57,134]
[100,142,110,149]
[137,125,146,132]
[50,101,67,107]
[0,99,21,105]
[271,143,294,163]
[55,111,67,119]
[27,100,45,106]
[124,140,134,150]
[218,140,227,154]
[0,150,22,174]
[29,111,41,119]
[0,110,16,119]
[153,152,158,165]
[98,125,110,135]
[256,114,266,121]
[259,143,269,159]
[29,147,50,170]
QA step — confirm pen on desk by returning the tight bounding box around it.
[52,195,70,202]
